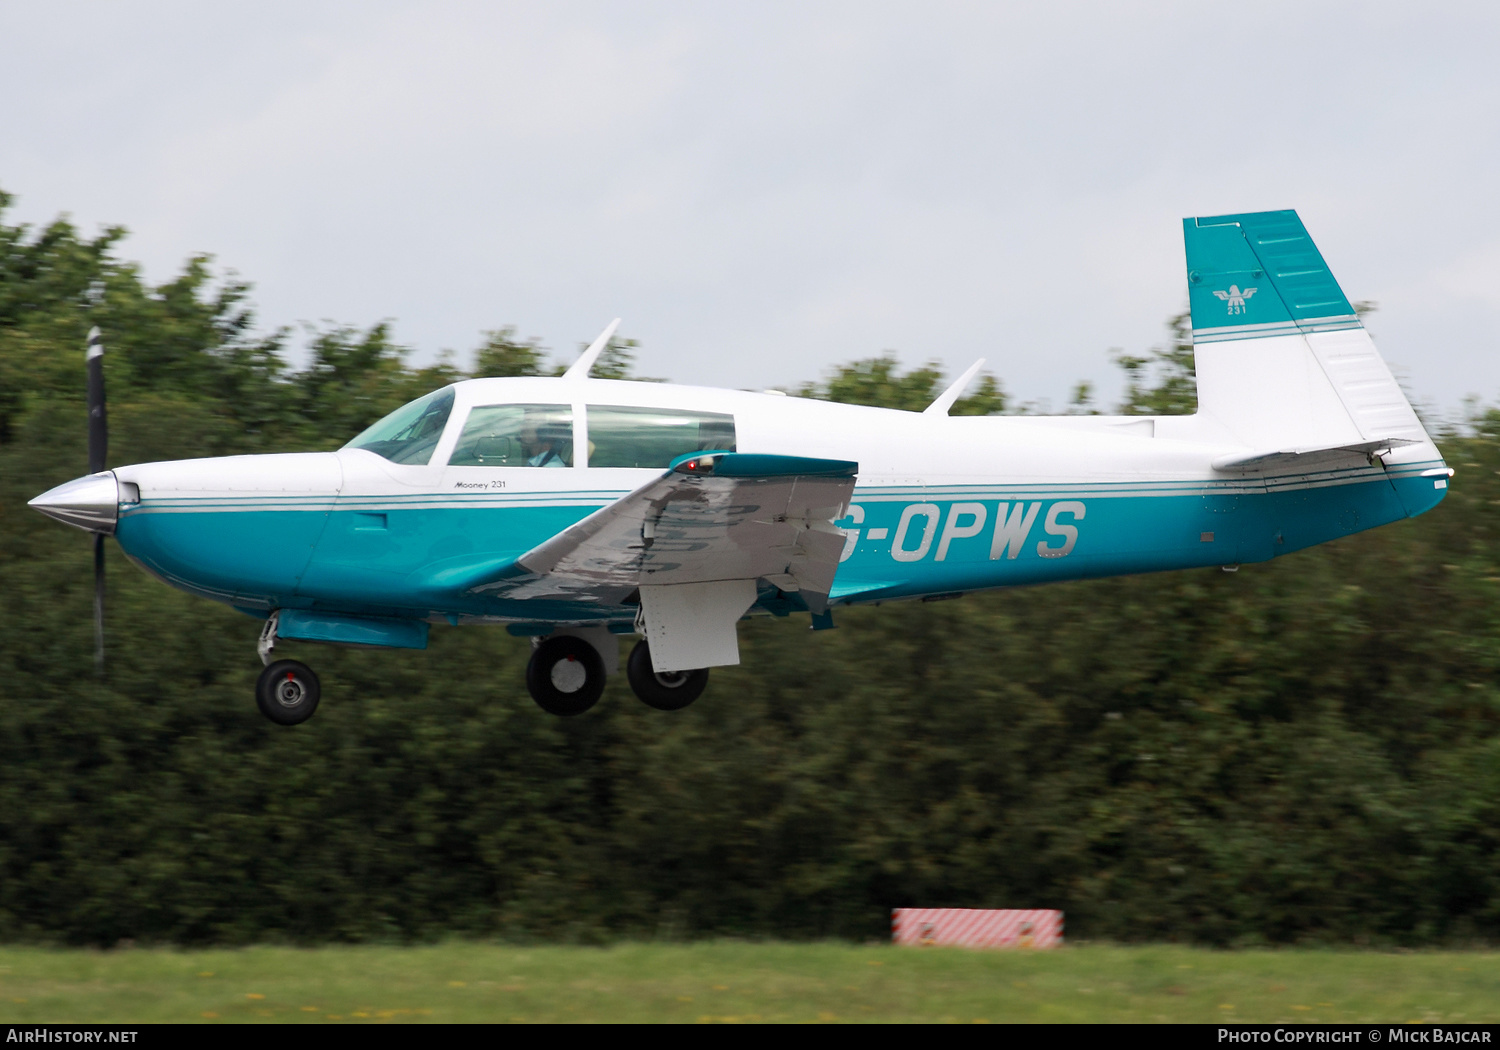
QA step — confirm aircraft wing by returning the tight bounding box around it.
[479,452,859,614]
[1212,437,1421,473]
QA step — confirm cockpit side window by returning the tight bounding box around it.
[586,406,736,468]
[448,404,574,467]
[342,387,455,465]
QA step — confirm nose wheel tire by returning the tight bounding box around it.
[255,659,321,725]
[627,640,709,711]
[526,636,606,716]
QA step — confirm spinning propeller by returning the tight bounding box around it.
[26,327,117,673]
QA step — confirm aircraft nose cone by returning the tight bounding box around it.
[28,471,120,534]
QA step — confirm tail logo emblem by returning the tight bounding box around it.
[1212,285,1258,315]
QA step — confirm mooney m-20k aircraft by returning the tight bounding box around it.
[30,210,1451,724]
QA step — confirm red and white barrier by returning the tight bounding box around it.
[891,908,1064,949]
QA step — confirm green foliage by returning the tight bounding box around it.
[800,354,945,412]
[584,336,648,382]
[295,324,461,447]
[472,327,548,379]
[1113,310,1197,416]
[2,194,1499,948]
[470,327,649,382]
[799,354,1007,415]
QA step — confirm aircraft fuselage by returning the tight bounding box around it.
[99,375,1448,629]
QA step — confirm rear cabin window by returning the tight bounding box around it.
[586,406,736,468]
[448,404,574,467]
[343,387,455,465]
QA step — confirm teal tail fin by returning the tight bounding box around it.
[1184,209,1359,343]
[1180,209,1428,452]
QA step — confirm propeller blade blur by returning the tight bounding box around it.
[87,326,106,475]
[94,533,105,673]
[86,326,107,673]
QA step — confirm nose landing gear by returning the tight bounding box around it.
[255,659,321,725]
[254,610,320,726]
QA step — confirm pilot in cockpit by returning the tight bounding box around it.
[520,413,569,468]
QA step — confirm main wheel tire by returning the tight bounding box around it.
[255,659,321,726]
[627,640,709,711]
[526,636,606,716]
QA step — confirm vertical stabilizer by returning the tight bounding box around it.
[1184,210,1428,451]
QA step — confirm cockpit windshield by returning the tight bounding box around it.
[342,387,455,465]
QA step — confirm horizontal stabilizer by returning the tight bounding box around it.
[1212,437,1421,473]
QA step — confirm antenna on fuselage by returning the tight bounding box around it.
[562,318,622,380]
[923,357,986,416]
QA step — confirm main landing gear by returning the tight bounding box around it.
[525,635,607,716]
[522,633,710,716]
[626,640,709,711]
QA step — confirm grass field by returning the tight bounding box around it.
[0,942,1497,1023]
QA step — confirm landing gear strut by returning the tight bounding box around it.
[526,635,606,716]
[626,640,709,711]
[254,611,320,725]
[256,659,321,725]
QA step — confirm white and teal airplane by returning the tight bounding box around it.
[30,209,1450,725]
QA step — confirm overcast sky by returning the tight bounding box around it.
[3,1,1498,414]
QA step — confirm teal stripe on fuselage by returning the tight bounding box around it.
[828,469,1423,600]
[114,465,1447,623]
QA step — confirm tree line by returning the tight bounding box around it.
[2,191,1498,946]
